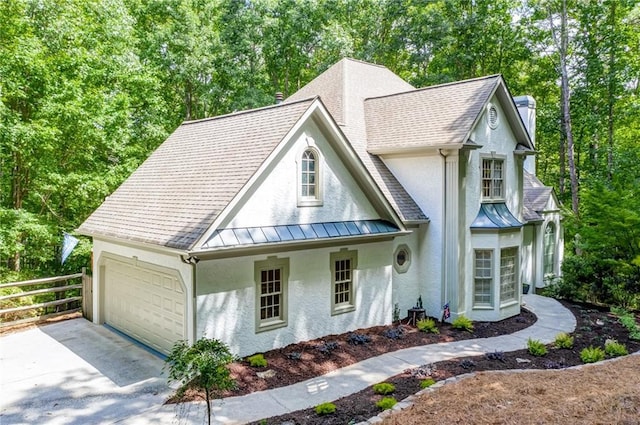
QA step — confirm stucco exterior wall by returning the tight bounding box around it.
[224,120,380,229]
[379,153,443,317]
[391,224,436,317]
[195,240,393,356]
[91,238,196,344]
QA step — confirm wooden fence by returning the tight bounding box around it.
[0,268,93,328]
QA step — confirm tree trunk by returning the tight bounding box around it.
[205,388,211,425]
[558,0,580,216]
[606,0,617,181]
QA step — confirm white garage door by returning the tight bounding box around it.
[104,258,186,355]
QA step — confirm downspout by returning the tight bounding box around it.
[438,149,447,310]
[181,255,200,345]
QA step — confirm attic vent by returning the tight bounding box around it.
[487,104,499,129]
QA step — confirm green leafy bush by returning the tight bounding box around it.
[247,354,267,368]
[613,307,640,341]
[452,316,474,332]
[554,332,574,349]
[420,378,436,389]
[165,338,236,425]
[604,340,628,357]
[417,317,439,334]
[373,382,395,395]
[315,402,336,415]
[376,396,397,410]
[580,346,605,363]
[527,338,548,356]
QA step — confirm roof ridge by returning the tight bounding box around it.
[341,57,389,69]
[365,74,502,102]
[182,96,317,126]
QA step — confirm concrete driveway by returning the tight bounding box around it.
[0,318,181,425]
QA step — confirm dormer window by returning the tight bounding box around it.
[298,145,322,206]
[482,158,504,200]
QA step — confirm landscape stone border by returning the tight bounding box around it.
[356,350,640,424]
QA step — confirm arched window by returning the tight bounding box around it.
[301,150,316,198]
[299,146,322,206]
[543,223,556,276]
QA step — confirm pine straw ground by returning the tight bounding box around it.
[381,354,640,425]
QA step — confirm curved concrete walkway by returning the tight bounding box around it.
[0,295,575,424]
[135,294,576,424]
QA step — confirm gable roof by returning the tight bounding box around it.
[78,99,316,250]
[287,59,428,223]
[365,75,534,154]
[523,170,555,222]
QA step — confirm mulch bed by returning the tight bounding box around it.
[169,308,536,404]
[244,301,640,425]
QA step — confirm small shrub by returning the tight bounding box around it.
[247,354,267,368]
[420,378,436,389]
[417,317,439,334]
[315,402,336,415]
[580,346,605,364]
[373,382,395,395]
[286,351,302,361]
[452,316,474,332]
[376,396,397,410]
[484,351,505,362]
[382,326,405,340]
[347,332,372,345]
[614,308,640,341]
[604,340,628,357]
[316,341,339,355]
[527,338,548,356]
[554,332,574,349]
[459,359,476,369]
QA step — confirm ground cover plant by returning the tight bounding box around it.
[245,301,639,424]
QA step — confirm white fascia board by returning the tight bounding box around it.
[86,233,189,256]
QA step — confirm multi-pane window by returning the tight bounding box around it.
[543,223,556,276]
[259,268,282,321]
[500,247,518,303]
[255,257,288,332]
[331,250,357,314]
[474,250,493,307]
[301,150,316,198]
[482,158,504,200]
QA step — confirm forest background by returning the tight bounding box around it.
[1,0,639,308]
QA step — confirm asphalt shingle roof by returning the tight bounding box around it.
[78,99,315,250]
[365,75,501,151]
[523,170,553,222]
[287,58,428,222]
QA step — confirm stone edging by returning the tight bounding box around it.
[356,350,640,424]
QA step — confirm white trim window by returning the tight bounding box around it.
[500,247,518,303]
[255,257,288,332]
[330,249,357,315]
[298,146,322,206]
[474,249,493,307]
[482,158,504,200]
[543,223,556,276]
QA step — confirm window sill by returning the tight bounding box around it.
[256,319,287,333]
[472,305,494,310]
[331,305,355,316]
[500,300,519,309]
[298,199,323,207]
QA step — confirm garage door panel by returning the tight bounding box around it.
[104,259,186,355]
